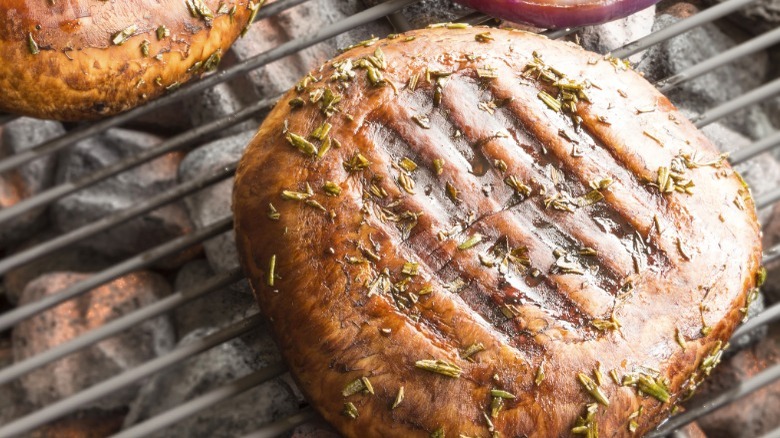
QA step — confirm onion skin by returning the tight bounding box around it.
[453,0,660,28]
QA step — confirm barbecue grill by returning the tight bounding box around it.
[0,0,779,436]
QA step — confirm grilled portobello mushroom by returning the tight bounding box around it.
[233,26,762,437]
[0,0,258,121]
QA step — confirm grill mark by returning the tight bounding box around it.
[364,95,611,340]
[488,71,673,274]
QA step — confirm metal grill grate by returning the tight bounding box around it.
[0,0,779,436]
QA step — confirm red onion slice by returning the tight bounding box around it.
[453,0,660,28]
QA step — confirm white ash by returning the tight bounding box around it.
[635,13,773,140]
[179,129,255,275]
[123,327,298,438]
[228,0,393,101]
[12,271,175,410]
[173,258,258,337]
[0,118,64,248]
[574,5,656,63]
[51,128,195,267]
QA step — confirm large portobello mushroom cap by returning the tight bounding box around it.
[233,27,762,437]
[0,0,258,121]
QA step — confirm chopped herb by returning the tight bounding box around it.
[281,189,312,201]
[186,0,214,21]
[475,32,493,42]
[676,328,686,351]
[344,153,372,172]
[490,389,515,399]
[267,255,276,286]
[578,372,610,406]
[461,343,485,360]
[535,361,546,386]
[415,359,462,378]
[446,181,460,203]
[756,266,767,287]
[538,91,562,112]
[446,22,469,29]
[317,136,332,158]
[112,25,137,45]
[305,199,326,212]
[458,234,482,250]
[241,0,263,37]
[399,157,418,172]
[571,403,599,437]
[27,32,39,55]
[490,395,504,419]
[494,159,508,173]
[339,36,379,52]
[398,172,416,194]
[392,386,404,409]
[156,25,170,40]
[323,181,342,197]
[267,203,280,220]
[310,122,332,141]
[433,158,445,175]
[408,72,419,91]
[431,427,445,438]
[504,175,532,198]
[637,374,671,403]
[286,132,318,156]
[217,2,229,14]
[342,402,359,419]
[202,49,222,71]
[140,40,150,57]
[591,314,620,331]
[700,340,724,376]
[477,66,498,79]
[289,97,305,108]
[412,114,431,129]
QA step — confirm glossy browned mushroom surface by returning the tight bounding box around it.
[234,27,762,437]
[0,0,256,121]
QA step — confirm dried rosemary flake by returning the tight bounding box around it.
[431,427,446,438]
[609,369,621,385]
[361,376,375,395]
[458,234,482,250]
[140,40,150,57]
[310,122,332,141]
[344,153,372,172]
[477,66,498,79]
[505,175,532,198]
[475,32,493,42]
[401,261,419,276]
[589,177,613,191]
[156,25,170,40]
[267,254,276,286]
[700,341,724,376]
[281,190,311,201]
[494,159,508,173]
[112,24,137,45]
[323,181,342,197]
[408,73,419,91]
[461,342,485,360]
[643,130,664,146]
[305,199,327,212]
[676,237,692,261]
[490,395,504,419]
[339,36,379,52]
[490,389,516,399]
[535,361,546,386]
[591,316,620,331]
[398,172,416,195]
[186,0,215,20]
[399,157,418,172]
[757,266,767,287]
[392,386,405,409]
[628,420,638,433]
[288,97,305,108]
[285,132,318,156]
[537,91,561,112]
[267,203,280,220]
[635,104,657,114]
[676,328,686,351]
[241,0,262,37]
[342,402,359,419]
[27,32,39,55]
[446,22,469,28]
[217,2,229,14]
[433,158,445,176]
[415,359,462,378]
[412,114,431,129]
[202,49,222,72]
[577,189,604,207]
[636,374,671,403]
[317,136,332,159]
[578,373,609,406]
[571,403,599,437]
[446,181,460,203]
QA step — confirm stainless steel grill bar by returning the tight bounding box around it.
[112,363,287,438]
[611,0,759,58]
[729,131,780,165]
[693,77,780,128]
[647,362,780,437]
[763,242,780,264]
[0,269,243,387]
[0,314,265,438]
[240,408,317,438]
[0,96,275,228]
[657,27,780,93]
[0,216,233,332]
[755,184,780,210]
[0,164,236,276]
[254,0,313,21]
[0,0,419,176]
